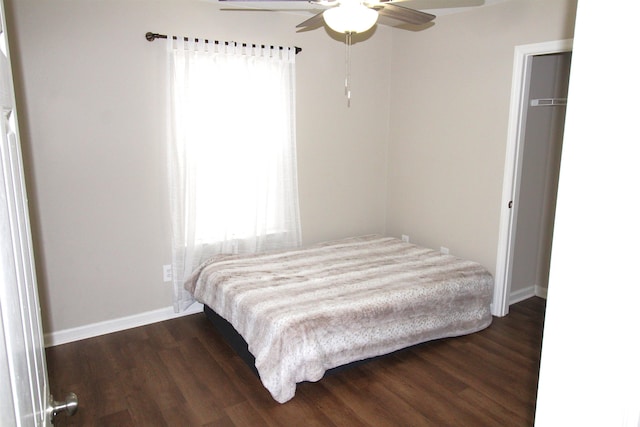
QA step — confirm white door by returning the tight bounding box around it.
[0,1,75,425]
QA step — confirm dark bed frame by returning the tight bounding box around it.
[204,305,260,376]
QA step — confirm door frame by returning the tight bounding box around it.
[492,39,573,317]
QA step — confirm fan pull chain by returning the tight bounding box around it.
[345,32,352,108]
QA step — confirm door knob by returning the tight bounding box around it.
[48,392,78,422]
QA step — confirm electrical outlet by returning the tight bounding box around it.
[440,246,449,255]
[401,234,410,243]
[163,264,172,282]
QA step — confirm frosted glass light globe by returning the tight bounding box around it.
[323,3,378,34]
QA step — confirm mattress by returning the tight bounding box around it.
[184,235,493,403]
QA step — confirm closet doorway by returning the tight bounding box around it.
[493,40,573,316]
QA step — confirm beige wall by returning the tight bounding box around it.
[6,0,577,335]
[6,0,391,333]
[386,0,577,276]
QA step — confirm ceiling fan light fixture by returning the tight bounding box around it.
[323,2,378,34]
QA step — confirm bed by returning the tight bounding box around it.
[184,235,493,403]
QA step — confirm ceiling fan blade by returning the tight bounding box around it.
[309,0,338,6]
[296,11,326,28]
[378,3,435,25]
[217,0,325,14]
[219,0,309,2]
[221,7,313,11]
[382,0,482,7]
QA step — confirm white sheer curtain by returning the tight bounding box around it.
[167,37,302,312]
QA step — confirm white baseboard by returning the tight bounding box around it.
[510,285,548,306]
[44,302,204,348]
[46,283,551,347]
[509,286,536,305]
[535,285,548,299]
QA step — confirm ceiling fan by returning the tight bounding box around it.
[218,0,437,106]
[297,0,436,34]
[219,0,436,34]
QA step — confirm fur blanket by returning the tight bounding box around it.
[185,235,493,403]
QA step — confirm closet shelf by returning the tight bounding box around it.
[530,98,567,107]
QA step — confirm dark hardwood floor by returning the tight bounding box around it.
[47,297,545,426]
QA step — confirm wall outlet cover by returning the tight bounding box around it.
[163,264,172,282]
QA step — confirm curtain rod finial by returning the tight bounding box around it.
[145,32,156,42]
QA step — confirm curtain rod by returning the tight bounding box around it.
[145,32,301,55]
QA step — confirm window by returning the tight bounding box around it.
[167,39,301,311]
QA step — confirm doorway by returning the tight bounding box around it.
[493,40,573,316]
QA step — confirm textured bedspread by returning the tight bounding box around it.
[184,235,493,403]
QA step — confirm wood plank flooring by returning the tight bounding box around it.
[46,297,545,426]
